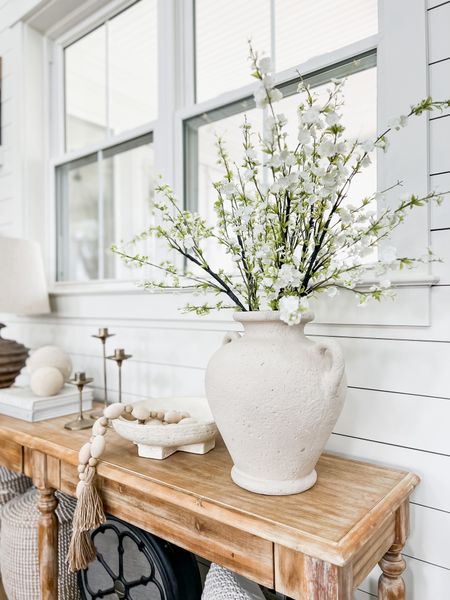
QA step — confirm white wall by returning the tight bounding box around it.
[1,1,450,598]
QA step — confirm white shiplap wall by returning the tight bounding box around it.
[0,7,22,238]
[1,1,450,598]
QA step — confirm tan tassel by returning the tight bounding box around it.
[66,530,97,572]
[66,467,106,572]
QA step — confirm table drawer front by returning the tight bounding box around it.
[0,438,22,472]
[61,464,274,587]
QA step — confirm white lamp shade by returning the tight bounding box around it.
[0,237,50,315]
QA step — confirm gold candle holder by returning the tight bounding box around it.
[65,372,94,430]
[90,327,115,419]
[106,348,132,404]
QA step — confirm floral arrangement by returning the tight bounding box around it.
[113,48,449,325]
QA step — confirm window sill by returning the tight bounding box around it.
[48,274,438,328]
[50,272,439,297]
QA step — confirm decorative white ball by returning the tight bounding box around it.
[30,367,64,397]
[27,346,72,382]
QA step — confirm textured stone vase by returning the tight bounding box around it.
[205,311,347,495]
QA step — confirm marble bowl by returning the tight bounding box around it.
[111,396,217,459]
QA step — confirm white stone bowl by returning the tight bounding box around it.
[111,396,217,459]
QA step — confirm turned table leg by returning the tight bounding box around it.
[378,501,409,600]
[378,542,406,600]
[37,487,59,600]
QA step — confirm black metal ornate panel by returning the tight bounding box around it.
[78,516,202,600]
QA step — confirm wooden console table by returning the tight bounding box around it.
[0,410,419,600]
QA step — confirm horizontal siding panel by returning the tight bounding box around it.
[408,503,450,569]
[7,320,450,398]
[430,115,450,174]
[49,286,433,329]
[360,557,450,599]
[309,285,450,342]
[428,2,450,63]
[327,435,450,513]
[430,59,450,118]
[335,388,450,454]
[431,173,450,229]
[5,320,224,370]
[63,354,205,398]
[329,336,450,398]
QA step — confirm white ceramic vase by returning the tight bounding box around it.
[205,311,347,495]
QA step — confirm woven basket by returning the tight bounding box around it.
[202,563,265,600]
[0,488,80,600]
[0,467,31,508]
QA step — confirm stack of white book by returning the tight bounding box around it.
[0,385,94,422]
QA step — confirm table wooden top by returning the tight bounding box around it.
[0,409,419,566]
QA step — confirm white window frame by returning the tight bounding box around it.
[45,0,437,327]
[48,0,168,292]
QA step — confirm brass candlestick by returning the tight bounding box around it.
[90,327,115,418]
[106,348,132,404]
[65,372,94,430]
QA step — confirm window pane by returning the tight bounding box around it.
[108,0,158,134]
[56,154,99,281]
[102,136,155,279]
[65,27,107,152]
[276,0,378,72]
[195,0,271,102]
[56,138,155,282]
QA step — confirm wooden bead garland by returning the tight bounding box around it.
[67,403,192,572]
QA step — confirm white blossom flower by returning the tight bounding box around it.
[361,139,375,153]
[221,182,237,196]
[326,286,338,297]
[277,113,288,127]
[297,127,312,144]
[374,137,390,152]
[245,148,258,161]
[338,208,352,224]
[258,56,272,74]
[242,168,255,182]
[302,106,322,126]
[318,140,336,158]
[379,277,391,289]
[279,296,302,325]
[360,155,372,168]
[325,111,341,126]
[389,115,409,131]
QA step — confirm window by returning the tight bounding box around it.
[55,0,157,282]
[51,0,433,303]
